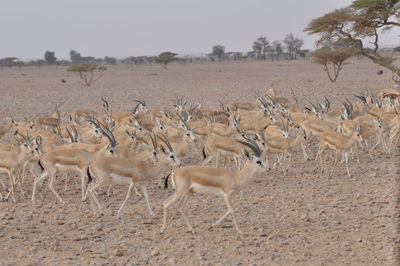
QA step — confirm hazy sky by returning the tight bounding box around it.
[1,0,399,59]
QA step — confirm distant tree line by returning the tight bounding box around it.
[1,30,399,69]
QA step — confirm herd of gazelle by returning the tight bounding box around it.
[0,87,399,234]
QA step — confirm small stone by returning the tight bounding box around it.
[151,249,160,256]
[114,247,125,257]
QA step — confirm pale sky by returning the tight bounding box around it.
[1,0,399,59]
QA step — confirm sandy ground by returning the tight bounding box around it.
[0,59,399,265]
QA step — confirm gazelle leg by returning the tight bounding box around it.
[79,172,86,200]
[106,184,113,196]
[178,191,194,233]
[370,135,381,151]
[301,143,309,161]
[141,184,153,216]
[201,154,213,166]
[134,185,141,197]
[285,153,292,172]
[212,209,231,228]
[318,147,324,173]
[329,150,339,177]
[89,181,105,217]
[32,170,49,204]
[344,152,350,177]
[48,173,65,204]
[161,190,185,233]
[5,172,16,203]
[64,173,69,192]
[117,182,134,219]
[222,193,242,234]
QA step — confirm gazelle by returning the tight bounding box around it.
[32,103,62,130]
[0,134,36,202]
[201,135,250,168]
[265,132,308,173]
[300,118,337,139]
[161,138,266,234]
[31,119,117,204]
[264,118,290,138]
[317,126,363,177]
[86,134,181,218]
[387,115,400,154]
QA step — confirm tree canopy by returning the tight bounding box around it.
[252,37,270,60]
[211,45,225,62]
[305,0,400,84]
[44,51,57,64]
[67,63,106,86]
[155,52,177,69]
[312,47,359,82]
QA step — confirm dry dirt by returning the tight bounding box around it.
[0,59,399,265]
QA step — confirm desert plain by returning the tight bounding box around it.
[0,58,399,265]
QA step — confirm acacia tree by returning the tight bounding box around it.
[44,51,57,64]
[312,47,359,82]
[155,51,177,69]
[305,0,400,86]
[211,45,225,62]
[252,37,270,60]
[283,33,304,59]
[67,63,107,86]
[272,40,283,60]
[0,57,17,67]
[69,50,82,63]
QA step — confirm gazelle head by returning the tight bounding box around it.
[16,132,35,155]
[176,111,197,142]
[172,96,187,113]
[280,117,290,138]
[157,134,181,167]
[354,125,363,142]
[237,137,268,170]
[93,118,118,157]
[155,118,166,133]
[135,99,147,113]
[232,115,241,129]
[187,104,199,121]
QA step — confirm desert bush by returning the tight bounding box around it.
[155,52,177,69]
[312,47,359,82]
[67,63,107,86]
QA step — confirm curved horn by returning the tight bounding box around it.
[97,119,117,147]
[135,99,146,106]
[101,98,110,111]
[355,95,367,104]
[65,127,74,143]
[236,138,261,157]
[157,134,173,152]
